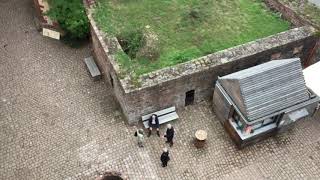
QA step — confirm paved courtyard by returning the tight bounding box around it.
[1,0,320,179]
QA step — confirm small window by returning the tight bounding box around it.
[232,111,244,131]
[271,113,284,124]
[233,112,240,122]
[185,90,195,106]
[252,122,262,130]
[263,118,274,126]
[228,105,235,119]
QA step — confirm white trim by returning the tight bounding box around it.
[303,62,320,97]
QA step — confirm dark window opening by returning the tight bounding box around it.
[262,118,276,126]
[232,111,244,131]
[228,105,235,119]
[249,113,284,132]
[232,111,240,122]
[185,90,195,106]
[109,73,114,87]
[275,113,285,125]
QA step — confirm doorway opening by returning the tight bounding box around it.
[185,90,195,106]
[99,171,124,180]
[109,73,114,87]
[102,176,123,180]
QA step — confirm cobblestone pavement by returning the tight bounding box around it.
[1,0,320,179]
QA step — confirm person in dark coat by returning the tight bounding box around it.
[160,148,170,167]
[148,114,160,137]
[164,124,175,147]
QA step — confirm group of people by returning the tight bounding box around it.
[134,114,175,167]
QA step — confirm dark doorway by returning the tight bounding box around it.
[109,73,114,87]
[102,176,123,180]
[185,90,195,106]
[100,171,124,180]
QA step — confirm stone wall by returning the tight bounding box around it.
[33,0,60,31]
[88,9,132,122]
[264,0,314,27]
[87,2,319,124]
[264,0,320,65]
[305,39,320,66]
[33,0,44,24]
[317,45,320,62]
[121,27,317,124]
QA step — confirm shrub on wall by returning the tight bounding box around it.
[117,28,145,59]
[46,0,89,40]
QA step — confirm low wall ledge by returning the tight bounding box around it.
[121,26,316,93]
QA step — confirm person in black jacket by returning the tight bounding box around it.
[148,114,160,137]
[160,148,170,167]
[164,124,175,147]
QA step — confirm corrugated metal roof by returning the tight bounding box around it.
[219,58,310,121]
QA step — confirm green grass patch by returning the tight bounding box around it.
[94,0,290,75]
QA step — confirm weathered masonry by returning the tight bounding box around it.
[85,1,320,124]
[213,58,320,148]
[33,0,59,31]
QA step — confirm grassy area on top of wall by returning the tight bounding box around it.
[94,0,290,76]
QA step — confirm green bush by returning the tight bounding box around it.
[46,0,89,40]
[136,28,160,61]
[117,28,145,59]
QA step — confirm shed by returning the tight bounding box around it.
[219,58,309,121]
[213,58,320,148]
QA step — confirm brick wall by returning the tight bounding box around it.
[264,0,320,30]
[32,0,60,31]
[33,0,44,23]
[264,0,311,27]
[89,13,133,122]
[264,0,320,65]
[93,28,317,124]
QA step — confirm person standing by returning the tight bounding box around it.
[160,148,170,167]
[134,129,144,147]
[148,114,160,137]
[164,124,175,147]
